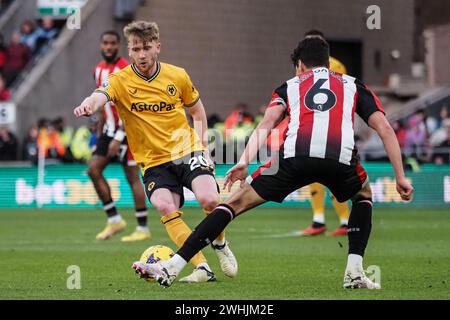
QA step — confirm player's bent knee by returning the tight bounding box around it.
[87,166,101,179]
[197,194,220,212]
[152,200,178,216]
[352,184,372,203]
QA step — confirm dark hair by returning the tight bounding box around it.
[0,33,5,50]
[100,30,120,42]
[290,37,330,68]
[304,29,325,38]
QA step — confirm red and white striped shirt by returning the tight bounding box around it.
[94,57,128,137]
[268,67,384,165]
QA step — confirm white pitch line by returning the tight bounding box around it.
[250,230,306,239]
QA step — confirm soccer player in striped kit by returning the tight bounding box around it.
[134,37,414,289]
[89,30,151,242]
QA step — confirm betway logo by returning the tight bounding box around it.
[131,102,175,112]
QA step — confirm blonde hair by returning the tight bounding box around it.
[123,21,159,42]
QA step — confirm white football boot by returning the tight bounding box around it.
[132,261,177,287]
[178,266,216,283]
[343,268,381,289]
[212,241,238,278]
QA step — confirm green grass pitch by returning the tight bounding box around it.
[0,207,449,300]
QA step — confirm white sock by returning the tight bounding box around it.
[107,215,122,224]
[167,254,188,275]
[313,213,325,224]
[340,219,348,226]
[136,226,149,232]
[346,254,363,273]
[212,238,226,247]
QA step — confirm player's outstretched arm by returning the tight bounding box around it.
[368,111,414,201]
[238,105,285,166]
[224,105,285,191]
[73,92,108,118]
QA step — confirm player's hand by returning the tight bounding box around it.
[74,103,94,117]
[396,177,414,201]
[107,139,121,158]
[224,162,248,192]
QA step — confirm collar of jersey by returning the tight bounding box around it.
[131,62,161,82]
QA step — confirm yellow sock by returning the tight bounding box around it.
[161,211,207,267]
[331,194,350,225]
[309,183,325,223]
[203,209,225,244]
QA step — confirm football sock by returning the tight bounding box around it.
[103,200,119,219]
[346,254,363,272]
[161,211,208,267]
[347,198,373,257]
[136,226,149,232]
[312,214,325,225]
[135,207,148,227]
[331,194,350,226]
[203,209,226,246]
[177,204,235,263]
[167,254,188,275]
[310,183,326,219]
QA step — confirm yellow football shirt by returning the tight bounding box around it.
[95,62,204,173]
[329,56,347,74]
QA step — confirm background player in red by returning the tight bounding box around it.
[134,37,414,289]
[89,30,150,242]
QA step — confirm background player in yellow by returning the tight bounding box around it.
[301,30,350,236]
[74,21,237,283]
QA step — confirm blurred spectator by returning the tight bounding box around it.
[435,105,448,130]
[208,113,221,128]
[430,115,450,147]
[0,126,18,160]
[71,125,94,163]
[22,125,39,162]
[0,74,10,101]
[37,118,65,160]
[404,115,428,160]
[52,116,74,162]
[415,109,436,138]
[221,103,255,162]
[3,31,31,86]
[392,120,406,148]
[35,16,59,54]
[0,33,6,73]
[432,120,450,165]
[360,132,387,161]
[19,20,39,53]
[224,102,254,139]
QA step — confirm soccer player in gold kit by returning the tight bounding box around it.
[74,21,237,283]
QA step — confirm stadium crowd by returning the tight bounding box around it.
[0,13,62,162]
[0,16,59,88]
[0,102,449,165]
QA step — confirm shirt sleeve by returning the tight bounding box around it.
[180,69,200,107]
[94,73,119,104]
[267,82,288,110]
[355,79,385,124]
